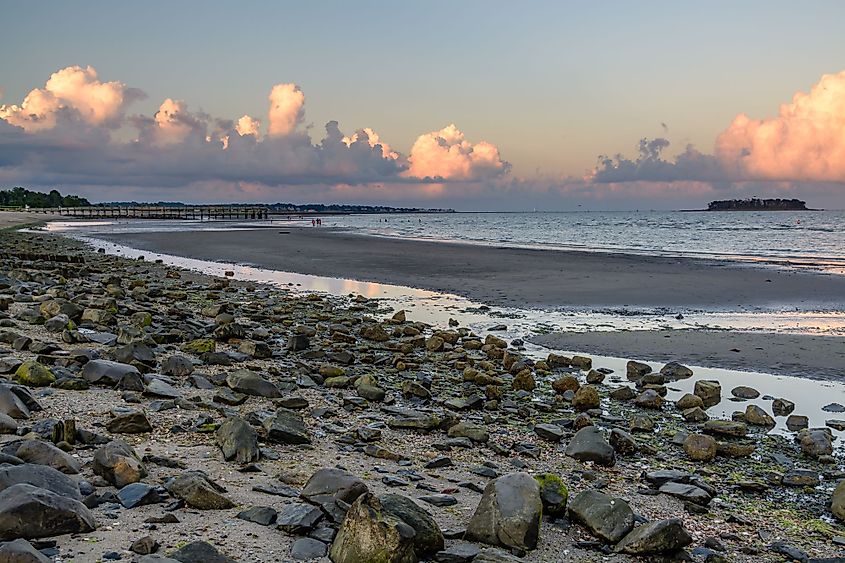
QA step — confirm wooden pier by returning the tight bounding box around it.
[19,206,270,221]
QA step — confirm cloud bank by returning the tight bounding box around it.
[0,65,509,203]
[2,65,845,209]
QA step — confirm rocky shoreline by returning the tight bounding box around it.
[0,229,843,562]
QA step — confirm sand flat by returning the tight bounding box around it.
[102,226,845,310]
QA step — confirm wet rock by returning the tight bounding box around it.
[0,483,95,540]
[569,355,592,370]
[798,428,833,458]
[301,467,368,519]
[571,385,600,411]
[215,417,260,464]
[329,493,417,563]
[533,423,564,442]
[615,518,693,554]
[568,489,634,543]
[565,426,615,467]
[15,440,80,474]
[703,419,747,437]
[626,360,651,379]
[745,404,775,427]
[93,440,147,488]
[609,386,636,401]
[786,415,809,431]
[433,543,480,563]
[832,480,845,521]
[731,386,760,399]
[609,428,638,455]
[534,472,568,516]
[465,472,542,551]
[676,393,703,410]
[772,398,795,416]
[263,408,311,444]
[782,468,820,487]
[551,375,579,394]
[166,471,235,509]
[660,362,693,379]
[683,434,717,462]
[659,482,712,505]
[380,493,444,555]
[634,389,663,410]
[682,406,709,422]
[694,380,721,408]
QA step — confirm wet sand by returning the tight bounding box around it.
[101,226,845,310]
[0,211,48,229]
[531,329,845,380]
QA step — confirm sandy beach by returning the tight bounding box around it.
[101,227,845,311]
[0,211,48,230]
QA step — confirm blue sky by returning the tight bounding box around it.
[2,1,845,209]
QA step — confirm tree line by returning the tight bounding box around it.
[0,187,91,208]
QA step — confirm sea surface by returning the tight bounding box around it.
[326,210,845,274]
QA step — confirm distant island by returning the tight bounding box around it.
[706,198,810,211]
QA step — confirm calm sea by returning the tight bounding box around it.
[325,210,845,273]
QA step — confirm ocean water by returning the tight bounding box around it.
[323,210,845,273]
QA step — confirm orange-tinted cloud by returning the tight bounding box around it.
[235,114,261,137]
[267,83,305,137]
[406,124,509,180]
[0,65,137,131]
[716,70,845,182]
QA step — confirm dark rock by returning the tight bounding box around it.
[166,471,234,510]
[465,472,542,551]
[0,483,95,540]
[615,518,693,554]
[380,493,444,554]
[568,489,634,543]
[329,493,417,563]
[263,408,311,444]
[237,506,278,526]
[215,417,260,464]
[565,426,615,467]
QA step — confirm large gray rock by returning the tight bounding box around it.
[263,408,310,444]
[329,493,418,563]
[0,538,52,562]
[694,380,721,408]
[614,518,693,554]
[215,417,259,464]
[465,472,542,551]
[166,472,234,510]
[380,493,444,555]
[169,541,237,562]
[0,483,95,540]
[226,369,281,398]
[92,440,147,488]
[82,359,142,389]
[161,354,194,377]
[301,467,367,523]
[0,385,35,419]
[568,489,634,543]
[565,426,616,467]
[15,440,81,474]
[0,464,81,500]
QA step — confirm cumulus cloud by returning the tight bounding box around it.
[406,124,509,180]
[267,83,305,137]
[592,138,726,184]
[0,65,140,132]
[342,127,398,160]
[235,114,260,137]
[716,70,845,182]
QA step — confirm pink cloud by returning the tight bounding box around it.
[405,124,509,180]
[267,83,305,137]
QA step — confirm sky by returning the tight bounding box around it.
[2,0,845,210]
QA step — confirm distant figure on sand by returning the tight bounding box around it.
[311,219,315,226]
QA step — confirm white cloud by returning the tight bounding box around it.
[406,124,508,180]
[267,83,304,137]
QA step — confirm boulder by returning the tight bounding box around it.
[626,360,651,379]
[92,440,147,488]
[380,493,444,555]
[0,464,81,500]
[215,417,260,464]
[82,359,142,389]
[166,471,235,510]
[676,393,703,410]
[832,480,845,522]
[565,426,615,467]
[571,385,600,411]
[14,440,80,474]
[683,434,717,462]
[731,386,760,399]
[107,410,152,434]
[0,483,95,540]
[168,541,236,562]
[745,404,775,427]
[13,361,55,388]
[0,538,52,562]
[263,408,311,444]
[329,493,418,563]
[226,369,282,398]
[465,472,542,551]
[694,380,721,407]
[568,490,634,543]
[161,354,194,377]
[534,473,568,516]
[614,518,693,554]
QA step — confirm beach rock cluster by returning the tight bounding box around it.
[0,229,841,561]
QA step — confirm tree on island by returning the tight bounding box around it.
[0,187,90,208]
[707,198,808,211]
